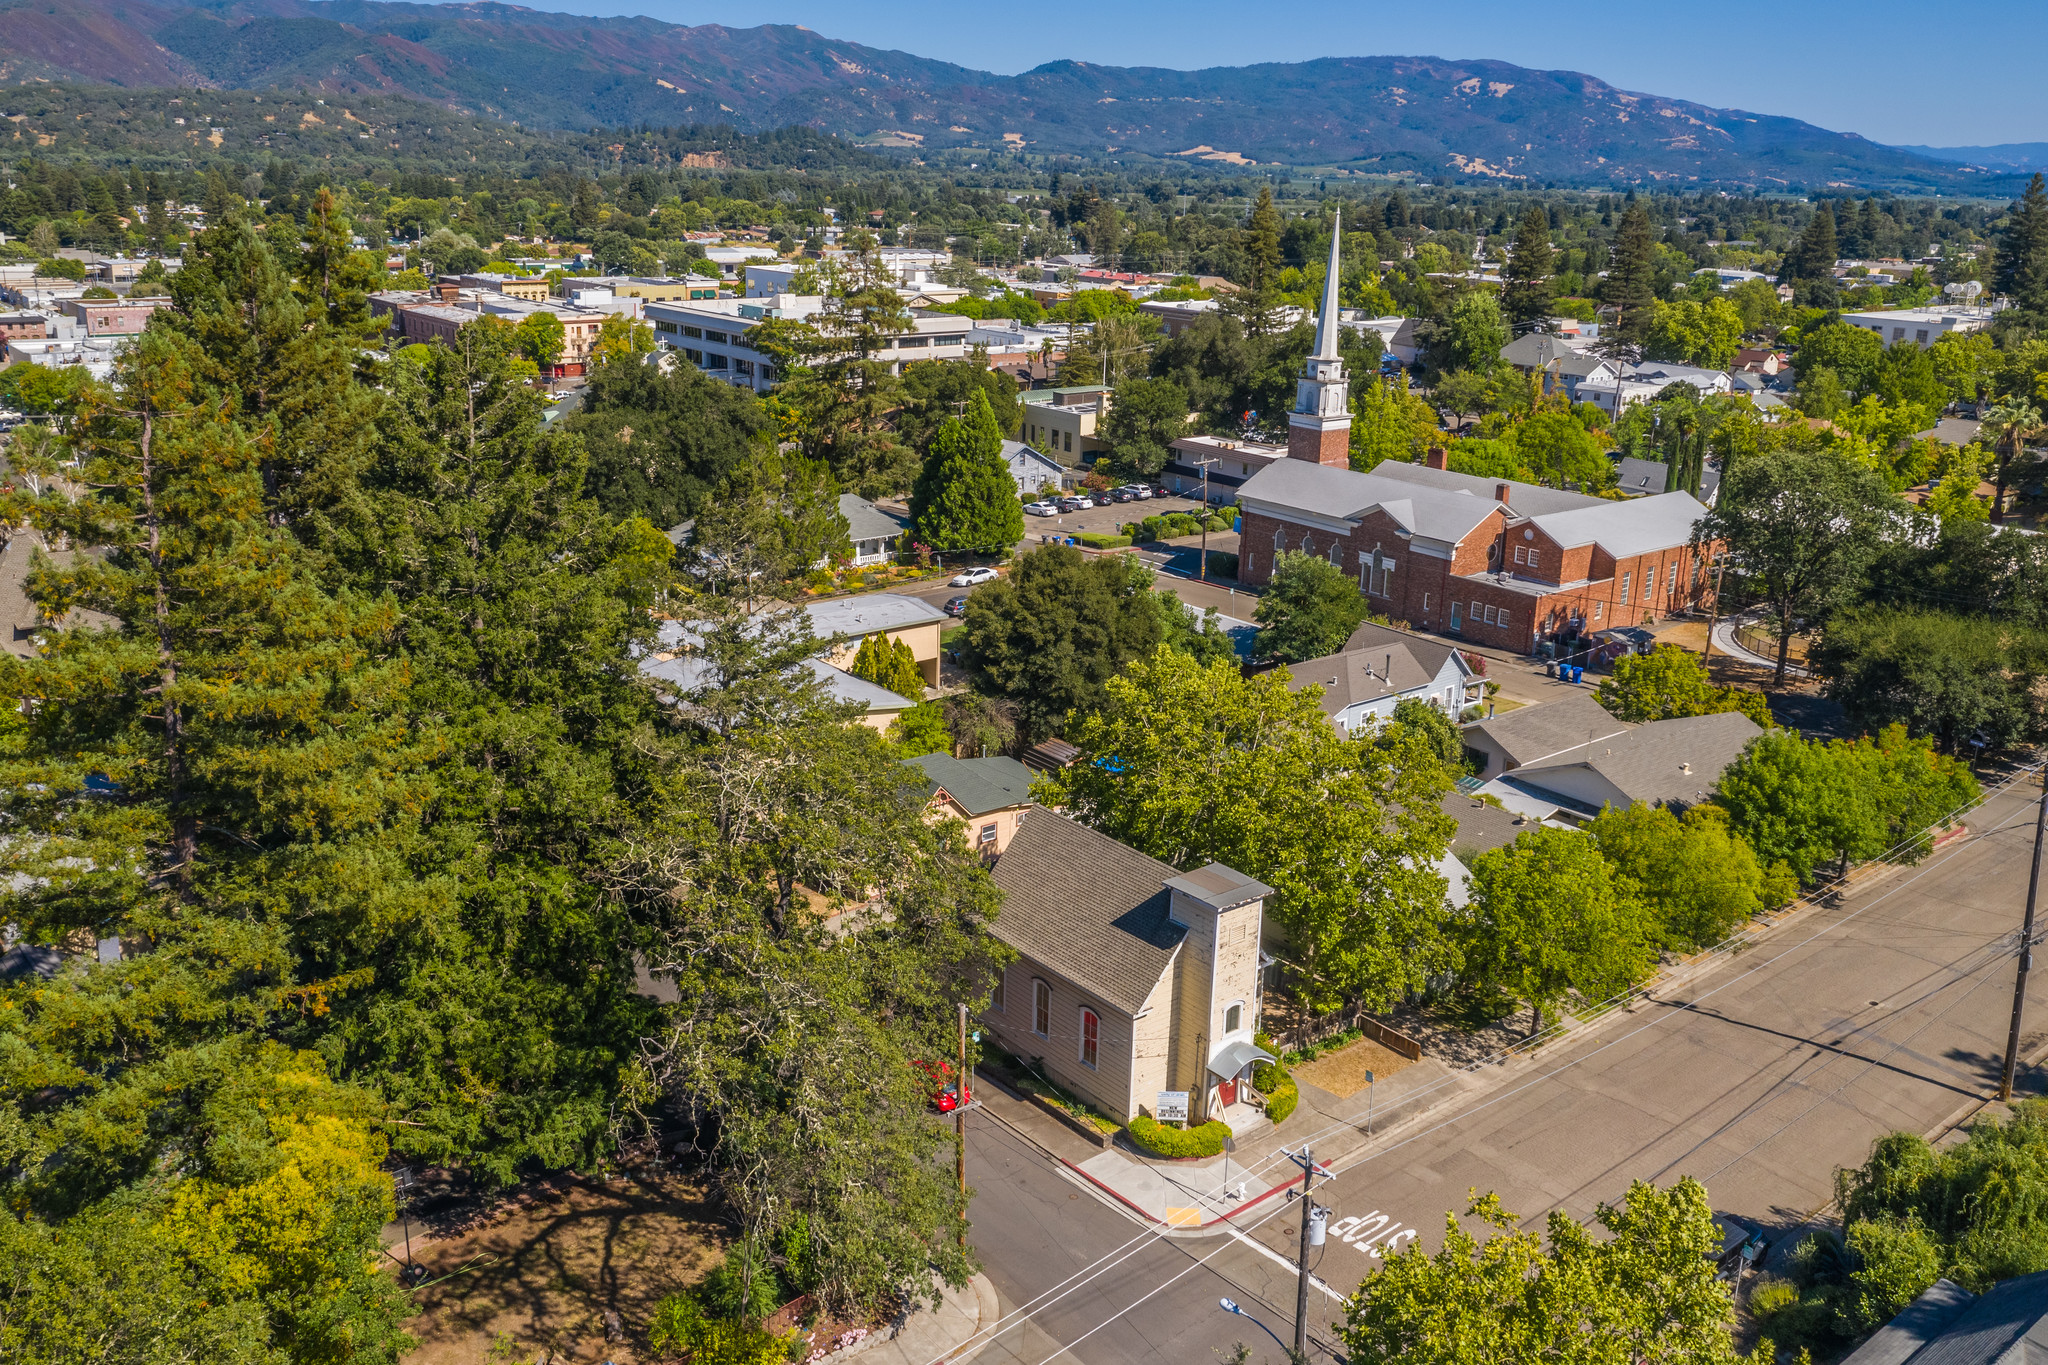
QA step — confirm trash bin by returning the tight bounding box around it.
[1570,664,1585,684]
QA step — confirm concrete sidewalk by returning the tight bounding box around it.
[832,1272,999,1365]
[1050,1053,1467,1232]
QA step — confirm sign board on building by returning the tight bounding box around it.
[1155,1091,1190,1123]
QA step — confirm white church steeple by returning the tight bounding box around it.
[1287,209,1353,467]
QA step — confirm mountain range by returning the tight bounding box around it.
[0,0,2025,190]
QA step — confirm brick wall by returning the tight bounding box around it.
[1242,502,1720,654]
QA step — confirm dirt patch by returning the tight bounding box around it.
[1292,1037,1417,1099]
[1652,620,1709,651]
[402,1173,724,1365]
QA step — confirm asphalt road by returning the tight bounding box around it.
[964,770,2048,1365]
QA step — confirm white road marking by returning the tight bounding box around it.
[1222,1226,1347,1301]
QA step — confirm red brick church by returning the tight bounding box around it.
[1235,212,1720,656]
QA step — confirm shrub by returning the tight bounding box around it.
[646,1296,793,1365]
[1077,532,1131,550]
[1127,1115,1232,1159]
[1204,552,1239,579]
[1749,1275,1800,1319]
[1253,1064,1299,1124]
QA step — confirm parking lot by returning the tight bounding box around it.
[1020,490,1222,540]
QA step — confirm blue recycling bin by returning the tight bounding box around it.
[1570,664,1585,684]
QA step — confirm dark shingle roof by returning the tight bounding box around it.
[1843,1272,2048,1365]
[906,754,1035,817]
[989,810,1185,1015]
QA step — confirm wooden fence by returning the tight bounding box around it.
[1272,1008,1424,1062]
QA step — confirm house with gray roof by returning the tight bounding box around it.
[1842,1272,2048,1365]
[837,493,908,567]
[1462,693,1634,781]
[1495,710,1762,816]
[982,810,1276,1128]
[1498,334,1615,402]
[640,590,944,732]
[905,753,1036,855]
[1236,453,1718,655]
[1284,620,1482,734]
[1000,439,1065,497]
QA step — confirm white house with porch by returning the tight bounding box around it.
[982,809,1276,1129]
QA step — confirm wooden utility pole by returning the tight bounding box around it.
[956,1002,969,1246]
[1291,1146,1318,1357]
[2000,773,2048,1101]
[1197,459,1218,579]
[1700,551,1729,664]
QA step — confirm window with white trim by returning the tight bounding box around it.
[1079,1008,1099,1068]
[1667,561,1678,593]
[1527,548,1539,570]
[1513,545,1526,565]
[1032,979,1050,1037]
[1224,1002,1242,1034]
[1620,572,1631,605]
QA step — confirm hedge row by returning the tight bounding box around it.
[1127,1115,1233,1159]
[1076,532,1132,550]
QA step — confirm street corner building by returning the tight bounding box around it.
[979,808,1276,1129]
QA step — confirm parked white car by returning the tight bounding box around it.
[949,566,1000,587]
[1024,500,1060,517]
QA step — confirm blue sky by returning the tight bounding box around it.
[513,0,2040,148]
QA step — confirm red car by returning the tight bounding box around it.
[912,1058,970,1113]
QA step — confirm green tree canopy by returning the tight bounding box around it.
[1254,550,1372,662]
[1513,409,1612,490]
[1595,644,1773,727]
[1699,449,1898,684]
[620,602,1007,1315]
[1099,375,1188,479]
[1350,374,1440,469]
[896,355,1022,455]
[907,389,1025,553]
[1646,297,1746,370]
[1795,322,1886,398]
[1345,1181,1740,1365]
[1589,804,1793,951]
[957,545,1166,740]
[1501,203,1555,331]
[1814,606,2048,754]
[1714,725,1977,883]
[567,356,769,529]
[1998,173,2048,317]
[1602,201,1659,357]
[1036,648,1456,1011]
[1457,826,1657,1035]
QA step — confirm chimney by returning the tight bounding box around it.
[436,280,460,305]
[1495,482,1512,505]
[1425,446,1448,471]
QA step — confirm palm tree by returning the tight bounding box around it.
[1982,398,2044,522]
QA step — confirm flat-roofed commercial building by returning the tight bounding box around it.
[644,293,969,393]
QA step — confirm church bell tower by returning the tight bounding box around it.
[1287,209,1352,467]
